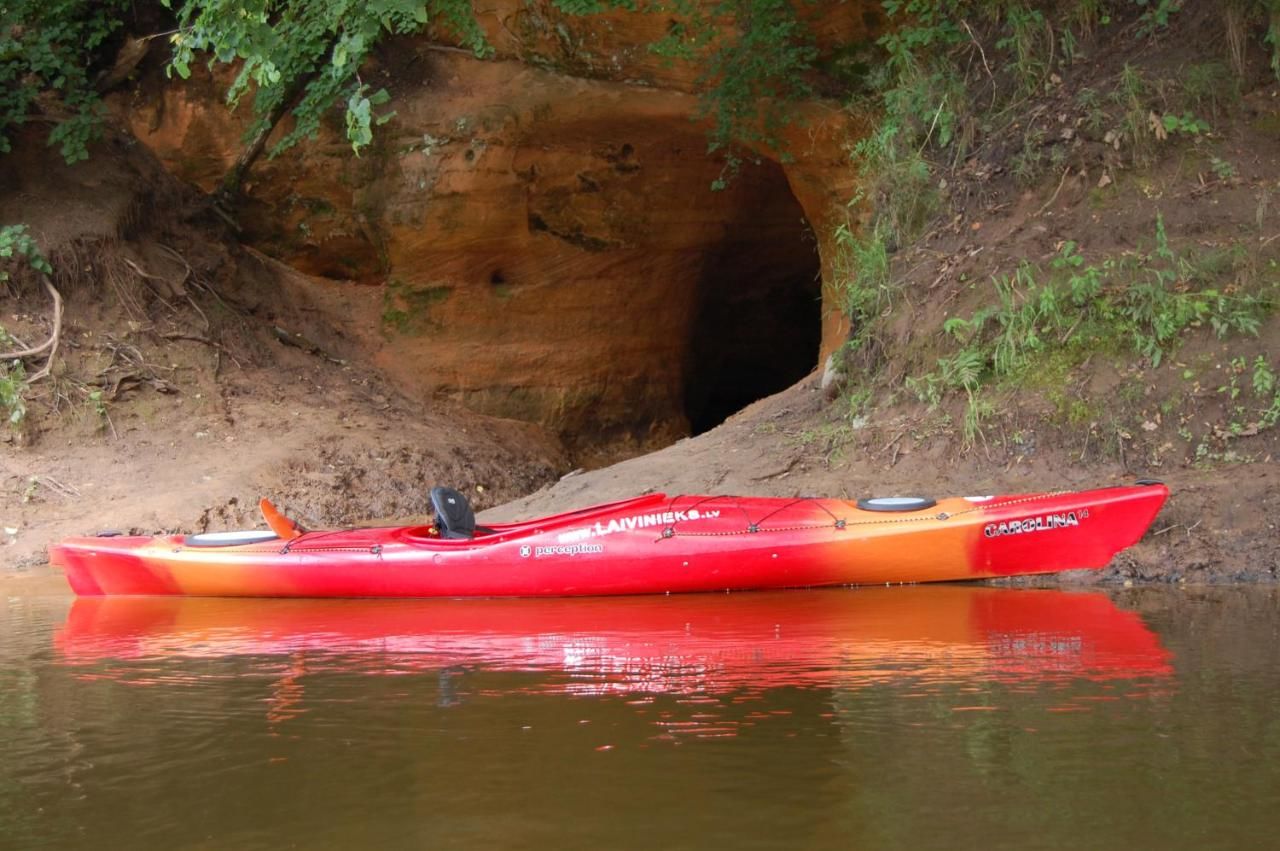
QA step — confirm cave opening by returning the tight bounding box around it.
[507,122,827,465]
[682,162,823,436]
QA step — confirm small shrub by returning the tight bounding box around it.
[0,355,26,427]
[1135,0,1183,37]
[0,225,53,280]
[832,222,894,353]
[1210,155,1236,180]
[1182,61,1238,117]
[906,217,1273,437]
[1076,87,1108,135]
[995,4,1051,95]
[1160,111,1210,136]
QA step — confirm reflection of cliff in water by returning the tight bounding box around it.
[57,586,1172,698]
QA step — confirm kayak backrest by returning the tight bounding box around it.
[431,486,477,539]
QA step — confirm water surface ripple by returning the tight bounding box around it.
[2,586,1278,850]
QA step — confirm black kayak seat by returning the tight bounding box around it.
[431,486,477,539]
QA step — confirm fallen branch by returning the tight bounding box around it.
[99,371,179,399]
[1034,166,1073,218]
[30,474,81,500]
[273,325,346,365]
[879,428,909,455]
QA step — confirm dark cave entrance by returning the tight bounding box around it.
[682,163,823,435]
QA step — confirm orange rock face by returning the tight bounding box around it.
[118,9,879,462]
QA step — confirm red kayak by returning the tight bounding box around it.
[49,482,1168,598]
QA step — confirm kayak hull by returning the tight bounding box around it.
[49,484,1169,598]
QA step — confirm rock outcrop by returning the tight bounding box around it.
[114,3,884,461]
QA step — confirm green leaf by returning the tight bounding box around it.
[160,0,489,162]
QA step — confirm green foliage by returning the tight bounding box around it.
[1076,87,1108,134]
[845,0,1151,349]
[1182,61,1237,117]
[168,0,825,176]
[1254,356,1280,429]
[1266,0,1280,80]
[839,0,1279,441]
[833,116,938,356]
[861,0,1266,182]
[0,354,27,428]
[0,0,128,163]
[0,225,53,280]
[1135,0,1183,36]
[1210,155,1236,180]
[1011,126,1062,187]
[872,1,970,156]
[1220,356,1247,399]
[1253,354,1277,398]
[1210,353,1280,440]
[850,123,937,247]
[88,388,108,419]
[344,86,393,152]
[551,0,616,13]
[166,0,489,157]
[1058,25,1079,64]
[1110,62,1159,162]
[698,0,817,157]
[908,219,1273,437]
[0,224,52,428]
[646,0,818,182]
[994,5,1051,95]
[832,221,892,351]
[1160,111,1210,135]
[1069,0,1106,35]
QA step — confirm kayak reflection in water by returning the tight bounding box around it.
[56,586,1173,699]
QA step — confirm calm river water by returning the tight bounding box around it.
[2,584,1278,850]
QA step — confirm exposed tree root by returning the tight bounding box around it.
[0,275,63,383]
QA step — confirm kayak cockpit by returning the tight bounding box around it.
[176,491,673,550]
[184,530,281,548]
[400,492,673,544]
